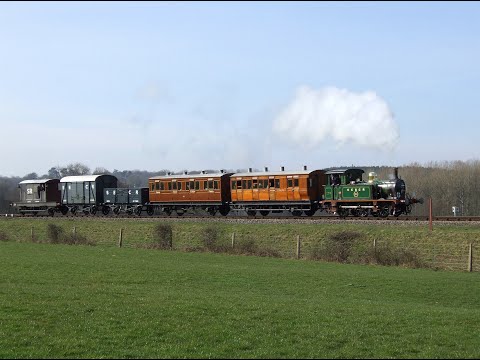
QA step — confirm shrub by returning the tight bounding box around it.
[151,224,173,250]
[47,224,64,244]
[311,231,362,263]
[0,231,9,242]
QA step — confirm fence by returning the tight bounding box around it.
[1,218,478,272]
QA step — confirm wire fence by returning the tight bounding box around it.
[0,219,478,272]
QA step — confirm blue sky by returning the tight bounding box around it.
[1,1,479,176]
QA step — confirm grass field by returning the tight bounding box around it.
[1,240,480,359]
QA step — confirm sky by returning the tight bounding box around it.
[1,1,479,177]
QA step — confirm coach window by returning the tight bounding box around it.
[264,180,269,189]
[242,180,246,189]
[269,179,274,188]
[287,179,293,188]
[168,182,172,191]
[214,180,219,190]
[160,182,165,191]
[186,182,190,190]
[294,179,299,187]
[231,180,236,190]
[257,180,263,189]
[173,182,178,191]
[153,183,157,191]
[190,181,194,190]
[247,180,252,189]
[275,179,280,188]
[208,181,213,189]
[178,182,182,191]
[195,181,200,190]
[253,180,258,189]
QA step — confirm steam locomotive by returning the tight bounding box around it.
[13,167,421,217]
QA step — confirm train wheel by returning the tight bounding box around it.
[61,206,69,215]
[102,206,110,216]
[90,206,97,215]
[246,210,256,217]
[338,208,348,218]
[259,210,269,217]
[379,207,389,218]
[208,209,217,216]
[304,209,315,217]
[292,210,302,217]
[147,206,154,216]
[175,210,184,216]
[219,207,230,217]
[113,207,121,215]
[48,208,55,217]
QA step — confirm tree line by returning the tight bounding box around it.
[1,161,479,216]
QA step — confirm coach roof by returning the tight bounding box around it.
[60,174,115,183]
[19,179,57,185]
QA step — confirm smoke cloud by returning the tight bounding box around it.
[273,86,399,150]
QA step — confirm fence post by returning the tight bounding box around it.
[73,227,76,240]
[429,198,433,232]
[373,238,377,253]
[296,235,301,259]
[31,227,34,242]
[118,228,123,248]
[231,232,235,249]
[468,243,473,272]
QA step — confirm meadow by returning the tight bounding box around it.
[1,241,479,358]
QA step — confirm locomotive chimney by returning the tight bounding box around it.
[281,166,285,171]
[394,167,399,179]
[264,167,268,172]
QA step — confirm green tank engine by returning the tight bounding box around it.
[322,168,418,217]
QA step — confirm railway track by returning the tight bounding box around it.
[2,213,480,222]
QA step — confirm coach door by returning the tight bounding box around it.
[269,177,275,201]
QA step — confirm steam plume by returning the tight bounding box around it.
[273,86,399,150]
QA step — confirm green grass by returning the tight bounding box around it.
[0,218,479,271]
[1,241,480,358]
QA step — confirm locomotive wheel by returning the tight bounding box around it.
[102,206,110,216]
[337,208,348,218]
[379,207,390,218]
[259,210,270,217]
[61,206,69,215]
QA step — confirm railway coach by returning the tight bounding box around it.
[148,170,232,216]
[230,166,326,217]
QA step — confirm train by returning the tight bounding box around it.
[12,166,422,218]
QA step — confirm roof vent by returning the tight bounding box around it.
[303,165,307,171]
[220,169,225,174]
[201,170,206,174]
[184,171,188,175]
[281,166,285,171]
[248,168,252,173]
[264,167,268,172]
[167,172,171,176]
